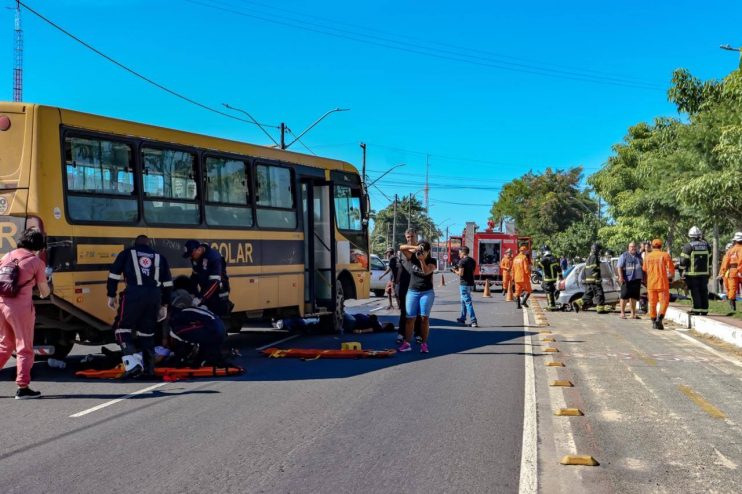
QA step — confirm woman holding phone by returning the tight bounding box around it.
[398,241,437,353]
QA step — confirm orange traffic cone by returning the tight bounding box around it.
[483,280,492,298]
[440,273,446,287]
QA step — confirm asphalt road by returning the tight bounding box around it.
[0,277,530,494]
[533,298,742,494]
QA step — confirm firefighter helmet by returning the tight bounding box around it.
[734,232,742,242]
[688,226,702,239]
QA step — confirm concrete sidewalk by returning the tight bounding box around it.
[531,298,742,494]
[664,304,742,349]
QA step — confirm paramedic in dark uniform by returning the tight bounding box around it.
[166,289,227,366]
[183,240,230,316]
[107,235,173,377]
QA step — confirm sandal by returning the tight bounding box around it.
[619,315,627,319]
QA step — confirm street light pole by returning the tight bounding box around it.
[360,142,367,186]
[284,108,350,150]
[721,44,742,69]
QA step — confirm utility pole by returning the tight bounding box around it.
[280,123,286,149]
[424,154,430,213]
[13,1,23,102]
[392,194,398,250]
[445,226,449,270]
[360,142,367,186]
[407,193,412,231]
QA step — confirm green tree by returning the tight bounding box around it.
[369,196,441,255]
[489,167,597,249]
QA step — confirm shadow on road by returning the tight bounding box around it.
[240,316,534,382]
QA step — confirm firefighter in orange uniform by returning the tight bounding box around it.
[642,238,675,330]
[500,248,514,300]
[718,232,742,312]
[513,245,532,309]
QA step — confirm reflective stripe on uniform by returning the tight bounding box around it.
[154,253,161,284]
[130,250,143,286]
[115,328,132,335]
[108,273,122,280]
[162,281,173,287]
[208,275,221,281]
[136,331,155,338]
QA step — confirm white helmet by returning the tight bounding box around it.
[688,226,702,239]
[734,232,742,242]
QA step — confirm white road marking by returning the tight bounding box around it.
[70,382,169,418]
[369,305,386,313]
[519,308,538,494]
[256,334,300,351]
[672,330,742,369]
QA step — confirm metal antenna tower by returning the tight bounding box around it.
[13,1,22,102]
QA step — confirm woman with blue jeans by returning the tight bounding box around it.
[398,241,437,353]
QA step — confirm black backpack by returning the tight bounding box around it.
[0,253,34,298]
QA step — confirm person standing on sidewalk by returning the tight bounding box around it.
[0,229,51,399]
[617,242,643,319]
[643,238,675,330]
[538,246,563,310]
[454,246,478,327]
[513,245,532,309]
[718,232,742,313]
[500,248,514,299]
[396,228,421,343]
[398,242,437,353]
[679,226,710,316]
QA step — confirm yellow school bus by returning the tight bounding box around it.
[0,102,370,357]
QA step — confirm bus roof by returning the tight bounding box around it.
[4,102,359,174]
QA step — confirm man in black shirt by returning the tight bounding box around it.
[454,246,478,327]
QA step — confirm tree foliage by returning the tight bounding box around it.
[369,196,441,255]
[489,167,597,250]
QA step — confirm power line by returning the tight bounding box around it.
[17,1,279,130]
[235,0,660,87]
[189,0,664,91]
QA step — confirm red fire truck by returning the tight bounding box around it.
[456,221,531,291]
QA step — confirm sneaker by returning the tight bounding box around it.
[398,341,412,352]
[15,387,41,400]
[420,343,429,353]
[456,318,466,325]
[573,301,581,313]
[415,335,423,344]
[470,322,479,328]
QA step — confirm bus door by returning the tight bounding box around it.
[300,178,337,317]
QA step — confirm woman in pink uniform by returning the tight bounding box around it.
[0,229,51,399]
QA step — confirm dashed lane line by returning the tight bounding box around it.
[70,382,169,418]
[518,307,538,494]
[256,334,300,351]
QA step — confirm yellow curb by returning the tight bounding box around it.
[542,338,556,342]
[549,380,574,387]
[560,455,599,466]
[544,347,559,353]
[554,408,584,416]
[546,361,564,367]
[539,330,552,334]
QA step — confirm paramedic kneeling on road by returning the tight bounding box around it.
[166,289,227,367]
[183,240,231,316]
[107,235,173,377]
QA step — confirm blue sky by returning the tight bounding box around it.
[2,0,741,237]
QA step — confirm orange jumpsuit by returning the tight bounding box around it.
[512,253,532,297]
[720,244,742,301]
[500,255,513,298]
[642,250,675,320]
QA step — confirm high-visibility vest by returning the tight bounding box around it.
[680,240,710,276]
